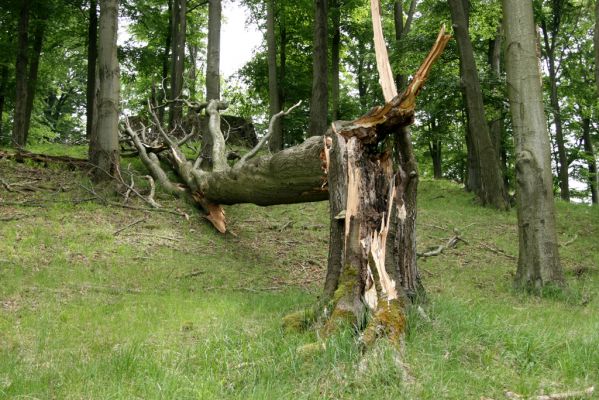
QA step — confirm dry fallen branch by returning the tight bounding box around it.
[113,217,147,236]
[504,386,594,400]
[417,234,466,258]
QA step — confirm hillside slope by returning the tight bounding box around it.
[1,155,598,399]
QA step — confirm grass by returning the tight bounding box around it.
[1,154,598,399]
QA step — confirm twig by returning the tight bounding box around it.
[479,242,516,260]
[560,234,578,247]
[123,232,181,242]
[113,217,147,236]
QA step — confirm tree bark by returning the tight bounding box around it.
[266,0,283,152]
[393,0,417,91]
[502,0,564,289]
[309,0,328,137]
[12,0,30,148]
[169,0,186,130]
[0,65,8,140]
[449,0,509,210]
[159,0,172,125]
[595,0,599,98]
[540,16,569,201]
[86,0,98,140]
[22,17,46,145]
[428,139,442,179]
[331,0,341,120]
[89,0,120,181]
[582,117,598,205]
[206,0,221,101]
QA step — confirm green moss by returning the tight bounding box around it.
[282,308,316,333]
[362,299,406,347]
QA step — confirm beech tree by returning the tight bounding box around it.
[309,0,328,136]
[11,0,30,147]
[169,0,186,129]
[448,0,509,210]
[86,0,98,139]
[502,0,564,289]
[266,0,283,152]
[89,0,120,181]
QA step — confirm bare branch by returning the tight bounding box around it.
[237,100,302,166]
[123,117,187,197]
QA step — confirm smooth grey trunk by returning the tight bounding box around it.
[582,117,598,205]
[331,0,341,120]
[449,0,509,210]
[488,26,508,188]
[90,0,120,181]
[308,0,328,136]
[159,0,172,124]
[206,0,221,101]
[22,18,46,145]
[266,0,282,152]
[12,0,29,148]
[188,43,198,99]
[0,65,8,140]
[502,0,564,289]
[169,0,186,130]
[86,0,98,140]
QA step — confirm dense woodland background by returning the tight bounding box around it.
[0,0,597,203]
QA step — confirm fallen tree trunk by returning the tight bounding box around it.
[124,25,450,352]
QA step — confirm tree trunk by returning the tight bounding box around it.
[206,0,221,101]
[582,117,598,205]
[331,0,341,120]
[22,18,46,145]
[266,0,283,152]
[169,0,186,130]
[159,0,172,125]
[393,0,417,91]
[86,0,98,140]
[89,0,120,181]
[595,0,599,98]
[502,0,564,289]
[12,0,29,148]
[0,65,8,140]
[541,20,569,201]
[449,0,509,210]
[428,139,442,179]
[188,43,198,99]
[309,0,328,137]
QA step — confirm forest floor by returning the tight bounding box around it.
[1,145,598,400]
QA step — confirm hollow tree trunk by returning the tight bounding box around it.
[86,0,98,140]
[309,0,328,137]
[12,0,29,148]
[90,0,120,181]
[582,117,598,205]
[169,0,186,130]
[449,0,509,210]
[266,0,283,152]
[503,0,564,289]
